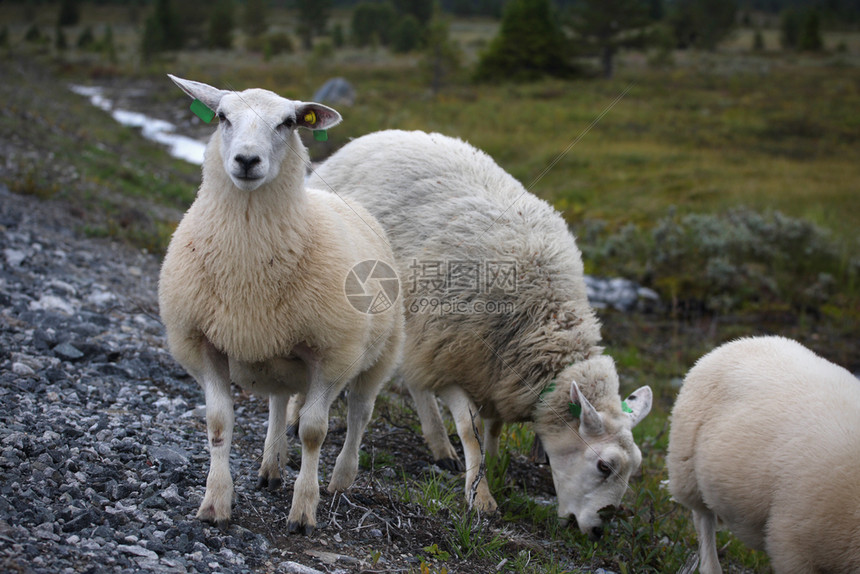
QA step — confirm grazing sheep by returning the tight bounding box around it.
[308,130,652,539]
[158,76,404,535]
[668,336,860,574]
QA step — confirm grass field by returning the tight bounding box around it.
[1,4,859,572]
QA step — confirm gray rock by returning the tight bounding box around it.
[53,342,85,361]
[118,544,159,560]
[11,362,35,376]
[147,445,190,468]
[313,77,356,107]
[4,247,27,267]
[281,561,325,574]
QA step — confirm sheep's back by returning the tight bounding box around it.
[312,130,600,419]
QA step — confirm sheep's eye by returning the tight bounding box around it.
[217,112,227,122]
[280,117,295,129]
[597,460,612,477]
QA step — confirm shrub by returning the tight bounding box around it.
[752,28,764,52]
[207,0,234,49]
[392,15,422,53]
[101,25,117,63]
[243,0,267,39]
[331,22,344,48]
[24,24,43,44]
[577,208,857,315]
[57,0,80,28]
[55,25,68,51]
[140,0,184,61]
[798,10,823,52]
[351,1,396,47]
[668,0,737,50]
[266,31,294,55]
[780,8,801,50]
[76,26,96,50]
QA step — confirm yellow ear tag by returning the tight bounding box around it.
[304,110,317,125]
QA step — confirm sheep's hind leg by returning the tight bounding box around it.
[258,393,290,491]
[195,342,234,531]
[483,417,503,460]
[693,509,722,574]
[287,358,331,536]
[328,359,391,492]
[438,386,497,513]
[285,394,304,438]
[409,385,464,472]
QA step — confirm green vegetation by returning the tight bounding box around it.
[475,0,575,82]
[0,2,858,571]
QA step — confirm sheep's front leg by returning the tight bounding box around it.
[196,342,234,530]
[258,393,290,490]
[438,386,498,513]
[287,359,331,535]
[409,385,464,472]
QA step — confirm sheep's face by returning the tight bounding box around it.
[536,376,652,541]
[167,75,341,192]
[215,90,296,191]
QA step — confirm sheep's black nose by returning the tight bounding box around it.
[235,154,261,175]
[588,525,604,541]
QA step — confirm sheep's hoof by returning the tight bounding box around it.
[215,518,230,533]
[472,498,498,514]
[436,457,464,473]
[197,502,231,528]
[257,476,282,491]
[287,520,315,536]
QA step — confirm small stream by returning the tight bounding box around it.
[69,84,207,165]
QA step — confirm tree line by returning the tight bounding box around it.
[6,0,846,82]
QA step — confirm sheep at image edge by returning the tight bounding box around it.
[157,76,404,535]
[668,336,860,574]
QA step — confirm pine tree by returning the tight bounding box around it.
[421,15,460,94]
[57,0,80,28]
[244,0,267,39]
[55,25,68,51]
[475,0,573,82]
[293,0,330,50]
[208,0,235,50]
[799,10,823,52]
[572,0,652,79]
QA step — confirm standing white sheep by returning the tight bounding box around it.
[158,76,404,535]
[668,336,860,574]
[308,130,653,540]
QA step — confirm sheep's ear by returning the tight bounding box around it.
[167,74,228,112]
[295,102,342,131]
[622,386,653,428]
[570,379,604,436]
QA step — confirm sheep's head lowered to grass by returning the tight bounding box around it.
[168,75,341,192]
[533,356,652,540]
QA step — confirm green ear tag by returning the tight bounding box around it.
[190,99,215,123]
[313,129,328,142]
[569,402,582,418]
[621,401,633,414]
